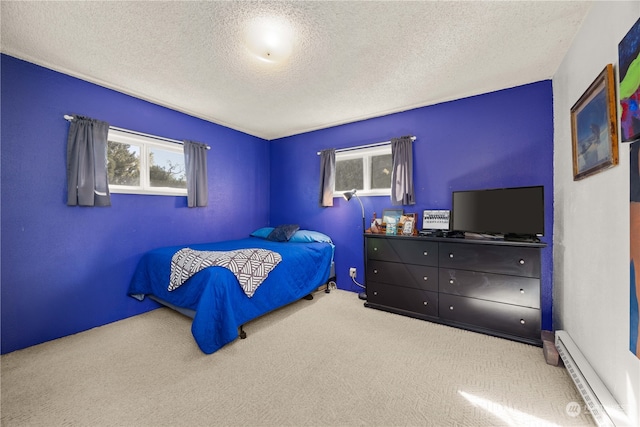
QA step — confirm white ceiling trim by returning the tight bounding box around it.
[1,1,592,141]
[0,48,252,137]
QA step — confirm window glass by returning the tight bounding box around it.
[370,154,392,189]
[335,158,363,192]
[108,141,140,186]
[149,147,186,189]
[333,145,392,197]
[107,129,187,196]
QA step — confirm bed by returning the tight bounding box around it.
[128,226,335,354]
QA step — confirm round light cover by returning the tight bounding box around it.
[245,17,294,64]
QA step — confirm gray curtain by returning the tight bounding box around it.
[66,114,111,207]
[390,136,415,206]
[184,140,208,207]
[318,148,335,207]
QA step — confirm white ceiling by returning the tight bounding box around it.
[1,1,592,140]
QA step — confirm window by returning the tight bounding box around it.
[107,129,187,196]
[333,145,392,197]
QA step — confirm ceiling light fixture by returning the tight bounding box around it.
[245,16,294,64]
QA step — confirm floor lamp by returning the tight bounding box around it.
[343,189,367,300]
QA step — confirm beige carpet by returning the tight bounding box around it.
[1,289,594,426]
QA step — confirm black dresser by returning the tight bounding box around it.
[365,234,545,346]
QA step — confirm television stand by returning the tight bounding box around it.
[364,234,546,346]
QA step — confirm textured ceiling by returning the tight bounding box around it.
[1,1,591,140]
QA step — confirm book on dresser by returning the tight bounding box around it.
[364,233,546,346]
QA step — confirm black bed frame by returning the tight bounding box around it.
[149,263,337,341]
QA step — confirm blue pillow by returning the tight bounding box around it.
[250,227,274,239]
[290,230,333,244]
[266,224,300,242]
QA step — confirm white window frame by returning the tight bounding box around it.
[107,129,187,196]
[333,145,392,197]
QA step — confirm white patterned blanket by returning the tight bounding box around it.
[169,248,282,297]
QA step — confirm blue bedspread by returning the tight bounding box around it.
[128,237,333,354]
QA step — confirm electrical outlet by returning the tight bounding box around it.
[349,267,357,278]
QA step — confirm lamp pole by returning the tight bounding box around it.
[353,193,367,300]
[344,189,367,300]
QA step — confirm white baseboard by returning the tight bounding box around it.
[555,330,630,426]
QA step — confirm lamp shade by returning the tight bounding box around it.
[343,189,357,201]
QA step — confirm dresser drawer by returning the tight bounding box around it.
[367,260,438,292]
[439,269,539,308]
[439,294,540,339]
[367,282,438,317]
[439,242,540,278]
[367,237,438,266]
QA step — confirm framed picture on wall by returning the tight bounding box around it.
[618,17,640,143]
[570,64,619,181]
[630,141,640,359]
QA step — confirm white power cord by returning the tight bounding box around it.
[351,276,365,289]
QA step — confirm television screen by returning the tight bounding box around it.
[451,186,544,239]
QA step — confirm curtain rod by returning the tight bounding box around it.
[316,136,416,155]
[63,115,211,150]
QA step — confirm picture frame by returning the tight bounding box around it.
[383,209,403,236]
[400,213,417,235]
[618,18,640,143]
[382,209,403,226]
[570,64,619,180]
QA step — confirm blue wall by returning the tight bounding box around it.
[0,55,270,354]
[1,54,555,354]
[269,80,555,330]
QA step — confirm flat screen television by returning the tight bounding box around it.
[451,186,544,241]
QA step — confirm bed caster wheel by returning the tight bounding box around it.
[239,326,247,339]
[303,294,314,300]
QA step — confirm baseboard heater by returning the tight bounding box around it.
[555,330,629,426]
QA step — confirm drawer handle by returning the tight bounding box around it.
[373,291,378,296]
[520,289,524,294]
[449,253,454,258]
[373,269,378,274]
[423,301,428,306]
[519,259,525,265]
[374,247,378,251]
[423,276,428,281]
[520,319,525,325]
[423,251,428,256]
[449,279,454,284]
[449,305,454,310]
